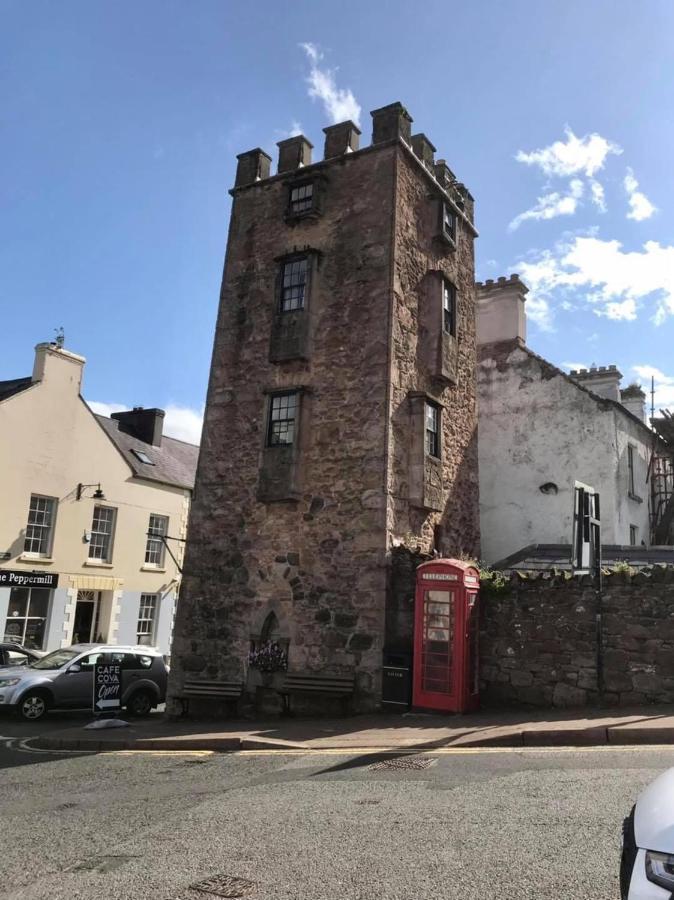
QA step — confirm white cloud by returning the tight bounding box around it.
[589,179,606,212]
[509,179,584,231]
[300,42,361,126]
[516,127,622,178]
[87,401,203,445]
[633,366,674,410]
[562,361,589,371]
[276,120,303,140]
[517,235,674,328]
[624,167,657,221]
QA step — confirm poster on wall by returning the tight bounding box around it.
[93,656,122,713]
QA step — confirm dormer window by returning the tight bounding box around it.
[290,182,314,215]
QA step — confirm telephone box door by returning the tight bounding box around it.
[413,586,459,711]
[412,560,480,713]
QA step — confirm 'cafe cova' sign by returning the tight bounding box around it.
[0,570,59,589]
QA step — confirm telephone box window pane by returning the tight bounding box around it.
[268,392,298,447]
[280,258,307,312]
[421,589,454,695]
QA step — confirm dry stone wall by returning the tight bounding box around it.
[480,568,674,707]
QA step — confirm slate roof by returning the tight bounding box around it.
[95,413,199,491]
[494,543,674,572]
[0,376,32,402]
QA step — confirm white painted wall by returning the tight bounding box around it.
[477,344,652,564]
[0,344,191,654]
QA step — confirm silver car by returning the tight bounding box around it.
[0,644,168,721]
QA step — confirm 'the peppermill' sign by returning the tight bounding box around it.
[0,569,59,589]
[93,656,122,712]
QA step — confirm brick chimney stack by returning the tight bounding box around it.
[277,135,313,173]
[112,407,165,447]
[323,121,361,158]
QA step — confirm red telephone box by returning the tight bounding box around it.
[412,559,480,713]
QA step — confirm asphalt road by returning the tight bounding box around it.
[1,725,672,900]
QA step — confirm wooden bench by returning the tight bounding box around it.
[177,679,244,716]
[280,672,355,716]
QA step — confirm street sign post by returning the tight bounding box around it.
[93,656,122,714]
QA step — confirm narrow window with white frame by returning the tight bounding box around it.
[425,402,441,459]
[23,494,57,557]
[88,505,116,562]
[627,444,637,496]
[145,514,168,567]
[136,593,158,646]
[443,280,457,337]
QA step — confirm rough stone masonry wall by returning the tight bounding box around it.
[387,148,480,559]
[480,569,674,707]
[169,146,398,714]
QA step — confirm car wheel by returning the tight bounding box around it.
[18,691,50,721]
[126,690,154,717]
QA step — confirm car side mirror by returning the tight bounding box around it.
[67,664,81,674]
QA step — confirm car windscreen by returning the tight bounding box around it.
[29,648,80,670]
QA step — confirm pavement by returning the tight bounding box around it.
[14,704,674,752]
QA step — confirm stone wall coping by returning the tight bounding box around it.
[482,565,674,589]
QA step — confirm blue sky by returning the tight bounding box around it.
[3,0,674,442]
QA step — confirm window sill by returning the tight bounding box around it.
[628,492,643,504]
[83,560,114,568]
[141,565,166,573]
[436,231,457,250]
[17,554,55,564]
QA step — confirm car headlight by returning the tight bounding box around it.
[646,851,674,890]
[0,678,21,687]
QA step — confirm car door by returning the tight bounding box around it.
[52,652,102,708]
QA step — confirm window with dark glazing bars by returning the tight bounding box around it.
[290,182,313,215]
[280,258,307,312]
[442,203,456,242]
[443,281,456,336]
[425,403,440,458]
[268,392,298,446]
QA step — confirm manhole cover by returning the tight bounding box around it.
[368,756,436,772]
[190,874,257,898]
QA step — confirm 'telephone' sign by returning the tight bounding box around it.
[93,657,122,712]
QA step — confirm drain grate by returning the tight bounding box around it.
[190,874,257,898]
[368,755,436,772]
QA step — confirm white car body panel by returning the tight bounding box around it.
[635,768,674,854]
[629,850,671,899]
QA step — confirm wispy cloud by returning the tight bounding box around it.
[624,167,657,221]
[275,120,304,140]
[562,361,589,371]
[300,42,361,126]
[517,235,674,327]
[88,401,203,445]
[516,127,622,178]
[511,127,622,228]
[509,179,584,231]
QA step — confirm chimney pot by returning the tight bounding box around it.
[323,120,361,158]
[277,135,313,174]
[234,148,271,187]
[370,102,413,145]
[410,133,436,170]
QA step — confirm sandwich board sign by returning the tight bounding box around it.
[93,655,122,713]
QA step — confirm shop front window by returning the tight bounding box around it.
[3,587,51,649]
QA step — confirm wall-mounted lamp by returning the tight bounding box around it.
[76,483,105,501]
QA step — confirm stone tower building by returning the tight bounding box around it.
[168,102,480,712]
